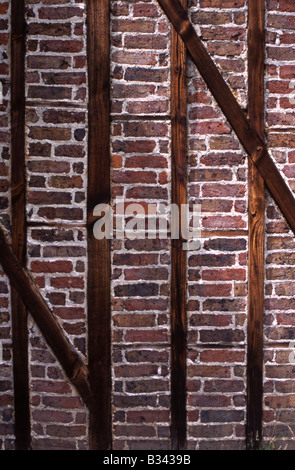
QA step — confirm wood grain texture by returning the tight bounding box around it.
[247,0,265,449]
[11,0,30,450]
[156,0,295,237]
[0,226,93,410]
[170,0,187,450]
[87,0,112,450]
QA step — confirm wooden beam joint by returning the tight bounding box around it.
[156,0,295,237]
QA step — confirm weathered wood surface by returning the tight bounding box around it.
[87,0,112,450]
[170,0,188,450]
[11,0,30,450]
[156,0,295,236]
[247,0,265,449]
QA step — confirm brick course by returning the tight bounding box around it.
[24,0,89,450]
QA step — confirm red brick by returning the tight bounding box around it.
[200,0,245,6]
[27,55,71,70]
[202,183,245,198]
[28,86,71,100]
[32,410,73,424]
[191,11,232,25]
[188,395,231,407]
[200,349,245,363]
[40,40,83,53]
[112,170,157,184]
[125,155,168,169]
[0,3,8,15]
[30,260,73,273]
[112,139,156,154]
[31,380,71,394]
[133,4,160,17]
[125,34,167,50]
[124,329,168,343]
[125,67,168,83]
[27,160,70,174]
[43,109,85,124]
[38,7,83,19]
[48,175,83,189]
[127,410,170,424]
[279,0,295,12]
[203,215,247,229]
[112,50,157,66]
[202,268,246,281]
[37,207,83,220]
[125,298,168,311]
[28,23,72,36]
[189,284,232,297]
[112,19,156,33]
[50,277,84,289]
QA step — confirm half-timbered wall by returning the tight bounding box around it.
[0,0,295,451]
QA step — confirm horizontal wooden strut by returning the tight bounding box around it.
[0,226,93,410]
[156,0,295,236]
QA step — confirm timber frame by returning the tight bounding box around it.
[2,0,295,450]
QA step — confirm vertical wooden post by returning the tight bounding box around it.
[11,0,31,450]
[170,0,187,450]
[87,0,112,450]
[247,0,265,449]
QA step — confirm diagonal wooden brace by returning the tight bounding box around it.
[156,0,295,236]
[0,226,94,410]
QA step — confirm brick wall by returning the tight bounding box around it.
[263,0,295,449]
[186,0,248,450]
[110,0,172,450]
[0,0,295,451]
[24,0,89,450]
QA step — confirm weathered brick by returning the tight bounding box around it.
[28,23,72,36]
[27,55,71,70]
[38,7,83,19]
[30,260,73,273]
[43,110,85,124]
[40,40,83,53]
[28,86,71,100]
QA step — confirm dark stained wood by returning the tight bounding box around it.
[248,0,265,139]
[0,226,93,410]
[156,0,295,237]
[11,0,30,450]
[170,0,187,450]
[87,0,112,450]
[247,0,265,450]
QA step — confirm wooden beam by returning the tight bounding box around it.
[247,0,265,449]
[11,0,30,450]
[170,0,187,450]
[156,0,295,237]
[0,226,93,410]
[87,0,112,450]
